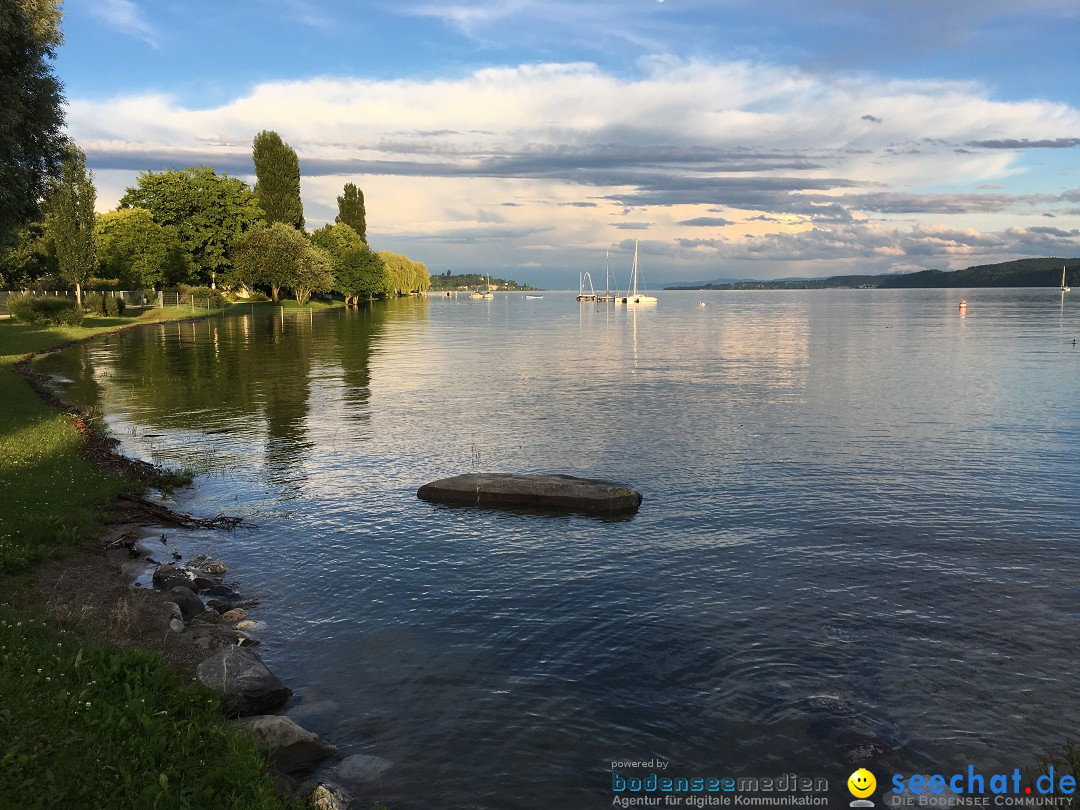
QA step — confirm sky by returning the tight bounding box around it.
[55,0,1080,287]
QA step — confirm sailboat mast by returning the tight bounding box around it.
[631,239,639,297]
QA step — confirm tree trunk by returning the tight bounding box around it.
[271,285,279,302]
[76,281,82,307]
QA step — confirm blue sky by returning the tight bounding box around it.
[56,0,1080,286]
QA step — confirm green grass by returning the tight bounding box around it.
[0,307,314,809]
[0,364,128,573]
[0,604,301,809]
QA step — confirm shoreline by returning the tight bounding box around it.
[2,304,360,807]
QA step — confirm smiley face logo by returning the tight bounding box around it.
[848,768,876,798]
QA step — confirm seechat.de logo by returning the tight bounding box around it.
[848,768,877,807]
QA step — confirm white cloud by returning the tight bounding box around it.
[84,0,159,46]
[67,58,1080,282]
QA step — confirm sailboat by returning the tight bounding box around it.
[597,251,618,302]
[1061,265,1071,292]
[482,274,495,298]
[617,239,657,305]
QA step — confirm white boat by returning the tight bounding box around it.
[1061,264,1071,292]
[617,239,657,305]
[482,274,495,298]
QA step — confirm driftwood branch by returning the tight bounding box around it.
[115,493,243,530]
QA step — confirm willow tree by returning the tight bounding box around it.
[46,145,97,305]
[335,182,366,242]
[252,130,304,230]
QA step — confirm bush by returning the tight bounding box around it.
[7,294,84,326]
[83,292,105,314]
[82,293,126,317]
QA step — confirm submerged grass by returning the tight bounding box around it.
[0,306,321,808]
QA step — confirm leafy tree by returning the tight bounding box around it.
[0,221,58,287]
[335,183,366,242]
[95,208,186,290]
[0,0,67,249]
[233,222,330,303]
[46,145,96,305]
[336,245,389,304]
[310,222,364,259]
[291,242,334,305]
[118,167,262,285]
[252,130,304,230]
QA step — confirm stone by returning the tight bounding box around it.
[232,715,337,777]
[168,618,186,634]
[310,782,351,810]
[235,619,267,632]
[163,601,183,622]
[192,574,221,591]
[191,554,228,575]
[220,608,247,623]
[152,563,194,590]
[191,610,220,624]
[169,585,205,622]
[204,584,241,600]
[195,646,293,717]
[333,753,393,785]
[417,472,643,514]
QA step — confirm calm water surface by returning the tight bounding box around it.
[37,289,1080,807]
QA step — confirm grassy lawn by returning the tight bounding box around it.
[0,604,296,808]
[0,306,316,808]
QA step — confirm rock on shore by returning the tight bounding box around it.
[417,472,642,514]
[231,715,337,777]
[196,646,293,717]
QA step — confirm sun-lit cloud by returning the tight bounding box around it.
[67,58,1080,283]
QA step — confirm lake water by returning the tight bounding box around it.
[37,289,1080,808]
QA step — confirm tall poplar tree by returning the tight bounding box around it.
[252,130,305,230]
[0,0,67,248]
[335,182,366,242]
[46,145,97,306]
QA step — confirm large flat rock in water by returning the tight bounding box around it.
[417,473,642,514]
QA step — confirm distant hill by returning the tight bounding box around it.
[428,272,540,291]
[666,258,1077,290]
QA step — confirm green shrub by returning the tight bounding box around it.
[83,292,105,314]
[104,296,125,317]
[7,295,84,326]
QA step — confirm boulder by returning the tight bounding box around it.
[417,472,642,514]
[204,584,241,600]
[191,554,228,575]
[232,715,337,777]
[192,574,222,591]
[220,608,247,623]
[169,586,205,622]
[195,646,292,717]
[152,563,194,591]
